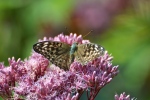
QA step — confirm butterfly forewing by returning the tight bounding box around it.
[33,41,71,70]
[74,43,105,65]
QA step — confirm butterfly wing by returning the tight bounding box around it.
[74,43,105,65]
[33,41,71,70]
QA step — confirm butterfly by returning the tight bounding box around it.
[33,41,105,70]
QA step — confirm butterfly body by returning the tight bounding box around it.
[70,43,78,63]
[33,41,105,70]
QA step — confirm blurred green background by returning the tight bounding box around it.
[0,0,150,100]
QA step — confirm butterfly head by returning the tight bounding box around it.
[70,42,78,55]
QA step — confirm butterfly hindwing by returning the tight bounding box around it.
[74,43,105,65]
[33,41,71,70]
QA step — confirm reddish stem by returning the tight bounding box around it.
[77,89,84,100]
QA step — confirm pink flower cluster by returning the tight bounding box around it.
[0,33,133,100]
[115,92,137,100]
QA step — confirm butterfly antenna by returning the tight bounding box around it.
[83,30,93,38]
[65,27,70,34]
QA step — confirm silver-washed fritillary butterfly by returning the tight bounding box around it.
[33,41,105,70]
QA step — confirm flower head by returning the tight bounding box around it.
[0,33,119,100]
[115,92,137,100]
[39,33,89,45]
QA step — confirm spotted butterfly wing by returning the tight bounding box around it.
[33,41,105,70]
[33,41,71,70]
[74,43,105,65]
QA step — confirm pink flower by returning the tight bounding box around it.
[0,33,121,100]
[115,92,137,100]
[39,33,90,45]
